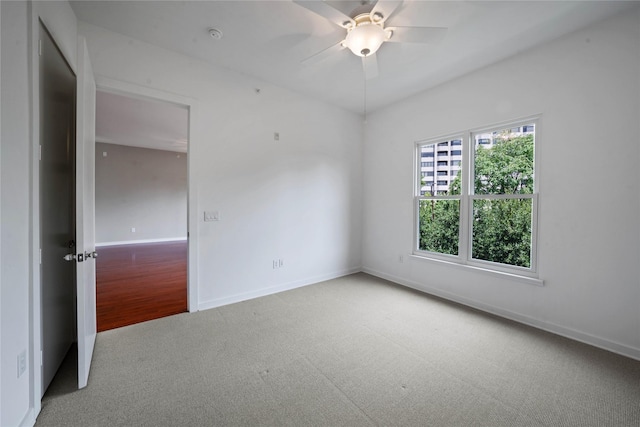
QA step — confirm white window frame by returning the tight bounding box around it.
[413,117,540,283]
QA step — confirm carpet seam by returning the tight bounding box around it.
[300,354,379,427]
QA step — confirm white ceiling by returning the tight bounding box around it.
[74,1,634,151]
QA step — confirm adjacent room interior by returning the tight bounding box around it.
[94,91,189,331]
[1,1,639,426]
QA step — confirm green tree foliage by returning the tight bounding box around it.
[419,134,534,267]
[474,134,534,195]
[419,199,460,255]
[472,198,532,267]
[419,168,462,255]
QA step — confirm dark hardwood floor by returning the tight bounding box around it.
[96,241,187,332]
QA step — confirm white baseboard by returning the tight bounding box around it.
[198,267,361,311]
[96,237,187,247]
[362,266,640,362]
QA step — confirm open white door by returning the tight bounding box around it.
[76,36,97,389]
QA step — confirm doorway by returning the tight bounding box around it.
[39,22,77,395]
[93,90,189,331]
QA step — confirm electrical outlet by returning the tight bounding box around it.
[399,255,404,263]
[131,227,136,233]
[279,259,284,267]
[274,132,280,141]
[273,260,278,269]
[17,350,26,378]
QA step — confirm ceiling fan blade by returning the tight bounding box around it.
[362,54,379,80]
[302,40,346,66]
[293,0,354,28]
[370,0,403,24]
[386,26,447,44]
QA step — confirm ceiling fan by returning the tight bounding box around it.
[293,0,447,79]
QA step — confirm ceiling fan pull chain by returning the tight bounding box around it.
[364,72,368,122]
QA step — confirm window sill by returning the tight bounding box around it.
[410,254,544,287]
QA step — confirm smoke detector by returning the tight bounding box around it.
[208,28,223,40]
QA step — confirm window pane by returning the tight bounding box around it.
[418,199,460,256]
[418,141,462,195]
[474,128,534,195]
[472,198,532,268]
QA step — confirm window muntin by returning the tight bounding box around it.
[415,119,538,276]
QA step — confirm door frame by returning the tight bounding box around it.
[94,76,199,313]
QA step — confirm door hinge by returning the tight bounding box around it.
[39,145,42,161]
[38,39,42,57]
[39,248,42,265]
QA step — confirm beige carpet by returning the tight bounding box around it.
[37,273,640,426]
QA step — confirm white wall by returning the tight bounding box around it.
[1,1,79,425]
[362,9,640,359]
[1,3,34,425]
[95,143,187,245]
[79,22,364,310]
[0,0,3,420]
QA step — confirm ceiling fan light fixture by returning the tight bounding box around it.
[344,22,387,57]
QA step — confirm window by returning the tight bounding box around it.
[415,119,539,277]
[437,151,448,157]
[451,160,461,166]
[451,139,462,146]
[437,161,448,166]
[424,161,434,167]
[438,141,449,147]
[451,150,462,156]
